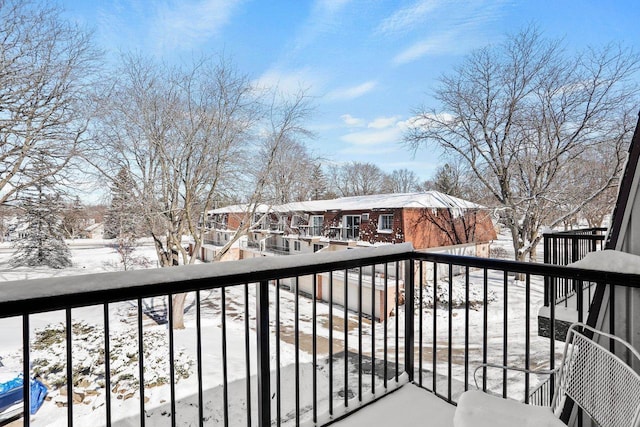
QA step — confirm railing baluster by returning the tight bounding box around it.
[244,284,251,427]
[344,268,349,409]
[23,314,30,427]
[418,261,423,387]
[137,299,145,427]
[103,303,112,427]
[329,271,333,416]
[577,280,584,323]
[395,261,399,383]
[525,274,530,404]
[447,263,453,402]
[294,276,300,426]
[66,308,73,427]
[276,279,282,427]
[358,267,363,402]
[549,275,556,400]
[168,295,176,427]
[256,280,271,427]
[383,263,388,389]
[464,266,469,392]
[433,262,437,393]
[312,274,317,423]
[503,270,508,398]
[404,258,415,383]
[482,269,488,392]
[371,264,375,395]
[609,283,616,350]
[221,288,229,427]
[196,291,204,427]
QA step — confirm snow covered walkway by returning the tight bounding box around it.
[331,383,454,427]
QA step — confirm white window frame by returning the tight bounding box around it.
[342,215,360,239]
[310,215,324,236]
[378,214,394,233]
[294,240,301,251]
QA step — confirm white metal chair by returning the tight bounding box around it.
[454,322,640,427]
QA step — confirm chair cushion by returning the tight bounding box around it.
[454,390,566,427]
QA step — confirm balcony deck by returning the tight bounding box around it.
[1,242,639,426]
[331,383,454,427]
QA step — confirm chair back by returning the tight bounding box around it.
[552,323,640,427]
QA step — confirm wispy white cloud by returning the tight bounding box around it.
[368,115,401,129]
[150,0,243,53]
[377,0,440,36]
[253,67,323,96]
[325,81,377,102]
[386,0,509,65]
[340,116,410,146]
[341,114,366,127]
[316,0,352,14]
[288,0,354,55]
[392,30,460,64]
[341,126,403,146]
[97,0,244,55]
[338,145,400,156]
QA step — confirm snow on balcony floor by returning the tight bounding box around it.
[331,383,455,427]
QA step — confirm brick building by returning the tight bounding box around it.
[202,191,496,257]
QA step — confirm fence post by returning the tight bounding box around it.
[256,280,271,427]
[543,235,550,306]
[404,258,415,382]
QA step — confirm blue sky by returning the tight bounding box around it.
[61,0,640,182]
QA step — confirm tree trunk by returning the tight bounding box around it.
[172,293,187,329]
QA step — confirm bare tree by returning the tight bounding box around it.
[406,27,638,261]
[329,161,387,196]
[211,89,314,261]
[61,196,87,239]
[91,54,312,328]
[0,1,99,206]
[383,168,420,193]
[260,136,319,204]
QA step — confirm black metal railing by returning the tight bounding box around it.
[542,228,607,307]
[1,243,638,426]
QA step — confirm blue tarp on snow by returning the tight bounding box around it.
[0,375,47,415]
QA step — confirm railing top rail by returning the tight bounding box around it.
[543,234,606,240]
[4,242,640,319]
[0,243,415,318]
[414,251,640,289]
[543,227,608,237]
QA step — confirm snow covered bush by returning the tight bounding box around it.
[23,321,194,396]
[417,277,497,309]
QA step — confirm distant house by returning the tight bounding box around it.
[81,222,104,239]
[201,191,496,261]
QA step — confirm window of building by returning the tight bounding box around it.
[291,215,302,229]
[294,241,301,251]
[310,215,324,236]
[378,214,394,232]
[361,213,369,221]
[313,243,323,252]
[342,215,360,239]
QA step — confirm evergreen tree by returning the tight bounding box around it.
[12,155,72,268]
[310,163,327,200]
[433,164,462,197]
[104,168,140,239]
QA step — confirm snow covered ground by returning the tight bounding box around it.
[0,233,561,426]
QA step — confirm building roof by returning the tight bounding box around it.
[209,203,270,214]
[210,191,484,215]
